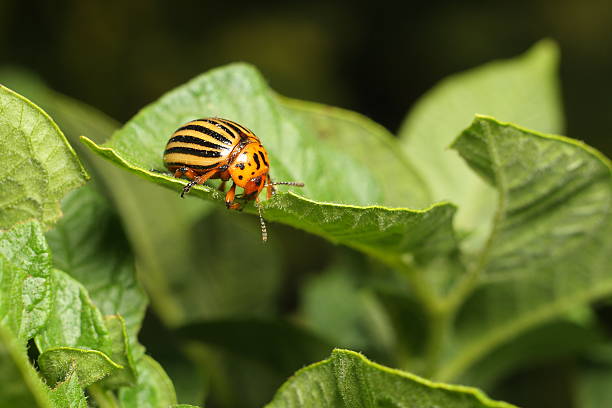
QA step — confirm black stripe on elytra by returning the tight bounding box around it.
[258,151,268,167]
[201,119,237,139]
[215,118,247,138]
[165,146,221,158]
[252,152,261,169]
[169,135,228,151]
[229,120,253,135]
[165,162,219,170]
[177,124,232,145]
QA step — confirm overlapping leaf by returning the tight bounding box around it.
[118,355,178,408]
[45,186,147,355]
[34,270,112,354]
[399,40,563,247]
[0,324,53,407]
[0,84,180,406]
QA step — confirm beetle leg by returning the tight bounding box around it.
[225,183,242,210]
[181,169,216,198]
[218,180,227,192]
[265,175,276,199]
[174,167,199,180]
[255,197,268,242]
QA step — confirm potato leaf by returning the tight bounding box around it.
[0,222,53,343]
[265,349,516,408]
[439,116,612,380]
[81,63,456,268]
[0,85,87,230]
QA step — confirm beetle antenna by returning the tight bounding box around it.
[257,204,268,242]
[266,181,305,187]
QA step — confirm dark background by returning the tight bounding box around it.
[1,0,611,156]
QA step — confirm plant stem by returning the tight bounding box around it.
[88,384,120,408]
[423,304,454,378]
[393,257,454,378]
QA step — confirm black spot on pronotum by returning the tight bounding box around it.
[251,171,255,175]
[252,153,261,169]
[258,151,269,167]
[235,163,245,170]
[238,175,243,180]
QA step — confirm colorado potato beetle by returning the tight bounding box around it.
[163,117,304,241]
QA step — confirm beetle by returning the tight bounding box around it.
[163,117,304,241]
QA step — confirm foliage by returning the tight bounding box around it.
[0,40,610,407]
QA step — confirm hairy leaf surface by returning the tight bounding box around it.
[440,116,612,380]
[0,222,53,342]
[265,349,516,408]
[0,85,87,229]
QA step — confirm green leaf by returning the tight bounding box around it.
[278,96,431,208]
[0,221,53,343]
[38,347,121,388]
[83,62,394,207]
[118,355,178,408]
[45,185,147,356]
[34,270,112,354]
[81,63,456,268]
[34,270,129,387]
[399,40,562,247]
[0,69,222,327]
[47,365,88,408]
[439,116,612,380]
[100,315,137,388]
[0,323,53,407]
[300,256,395,355]
[265,349,516,408]
[151,208,283,326]
[0,85,87,230]
[263,193,457,266]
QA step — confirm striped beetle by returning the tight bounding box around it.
[163,117,304,241]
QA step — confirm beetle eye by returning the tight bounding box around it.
[251,176,262,185]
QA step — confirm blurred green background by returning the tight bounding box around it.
[2,2,611,408]
[1,0,611,156]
